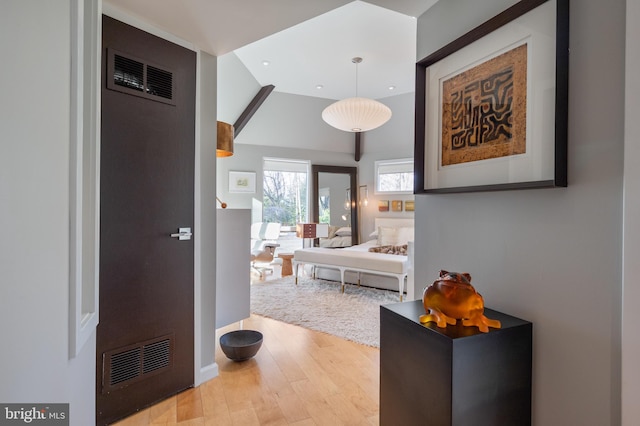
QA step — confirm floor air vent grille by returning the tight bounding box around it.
[102,334,174,393]
[109,347,141,386]
[143,339,171,374]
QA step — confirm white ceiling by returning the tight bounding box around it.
[105,0,438,100]
[234,2,419,100]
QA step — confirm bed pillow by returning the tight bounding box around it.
[376,226,414,246]
[377,226,398,246]
[327,225,340,239]
[335,227,352,237]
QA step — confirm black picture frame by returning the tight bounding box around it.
[414,0,569,194]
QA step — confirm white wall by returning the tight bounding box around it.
[196,51,218,383]
[622,0,640,423]
[0,2,95,425]
[415,0,624,425]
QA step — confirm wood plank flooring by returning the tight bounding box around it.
[113,314,380,425]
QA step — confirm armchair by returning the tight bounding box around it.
[250,222,281,279]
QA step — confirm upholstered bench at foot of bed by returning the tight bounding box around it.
[292,247,408,301]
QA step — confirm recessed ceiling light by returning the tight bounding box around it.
[388,85,396,91]
[262,60,270,66]
[316,85,324,90]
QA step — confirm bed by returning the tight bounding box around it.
[318,225,353,248]
[293,218,414,300]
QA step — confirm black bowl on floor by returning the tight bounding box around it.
[220,330,263,361]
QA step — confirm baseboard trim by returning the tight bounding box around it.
[197,362,219,386]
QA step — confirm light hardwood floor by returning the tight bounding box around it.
[113,314,380,425]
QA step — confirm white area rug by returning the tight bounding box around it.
[250,276,401,347]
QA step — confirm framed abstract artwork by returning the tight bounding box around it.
[391,200,403,212]
[378,200,390,212]
[414,0,568,193]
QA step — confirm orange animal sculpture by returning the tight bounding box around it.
[419,270,501,333]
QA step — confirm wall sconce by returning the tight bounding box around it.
[359,185,368,207]
[341,213,351,221]
[344,188,351,210]
[216,121,234,157]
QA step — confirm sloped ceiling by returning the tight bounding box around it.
[105,0,438,100]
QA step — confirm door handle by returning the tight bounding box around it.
[170,227,192,240]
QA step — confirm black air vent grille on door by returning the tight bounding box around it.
[102,334,174,393]
[107,49,176,105]
[113,55,144,92]
[146,65,173,100]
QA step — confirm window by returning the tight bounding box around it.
[262,158,309,226]
[375,158,414,194]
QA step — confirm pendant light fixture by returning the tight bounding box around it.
[322,57,392,132]
[216,121,234,157]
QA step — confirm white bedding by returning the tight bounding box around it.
[318,235,353,248]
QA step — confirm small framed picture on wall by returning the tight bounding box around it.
[378,200,389,212]
[405,200,415,212]
[391,200,403,212]
[229,171,256,193]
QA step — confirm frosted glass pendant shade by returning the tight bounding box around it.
[322,97,392,132]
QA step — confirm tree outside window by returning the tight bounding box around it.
[263,159,309,226]
[375,158,414,193]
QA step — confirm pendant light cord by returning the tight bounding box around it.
[352,57,362,98]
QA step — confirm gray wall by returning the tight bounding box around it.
[622,0,640,423]
[357,92,416,238]
[0,2,95,424]
[415,1,624,425]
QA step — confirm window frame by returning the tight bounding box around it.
[262,157,310,226]
[374,158,414,195]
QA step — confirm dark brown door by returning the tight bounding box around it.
[97,16,195,425]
